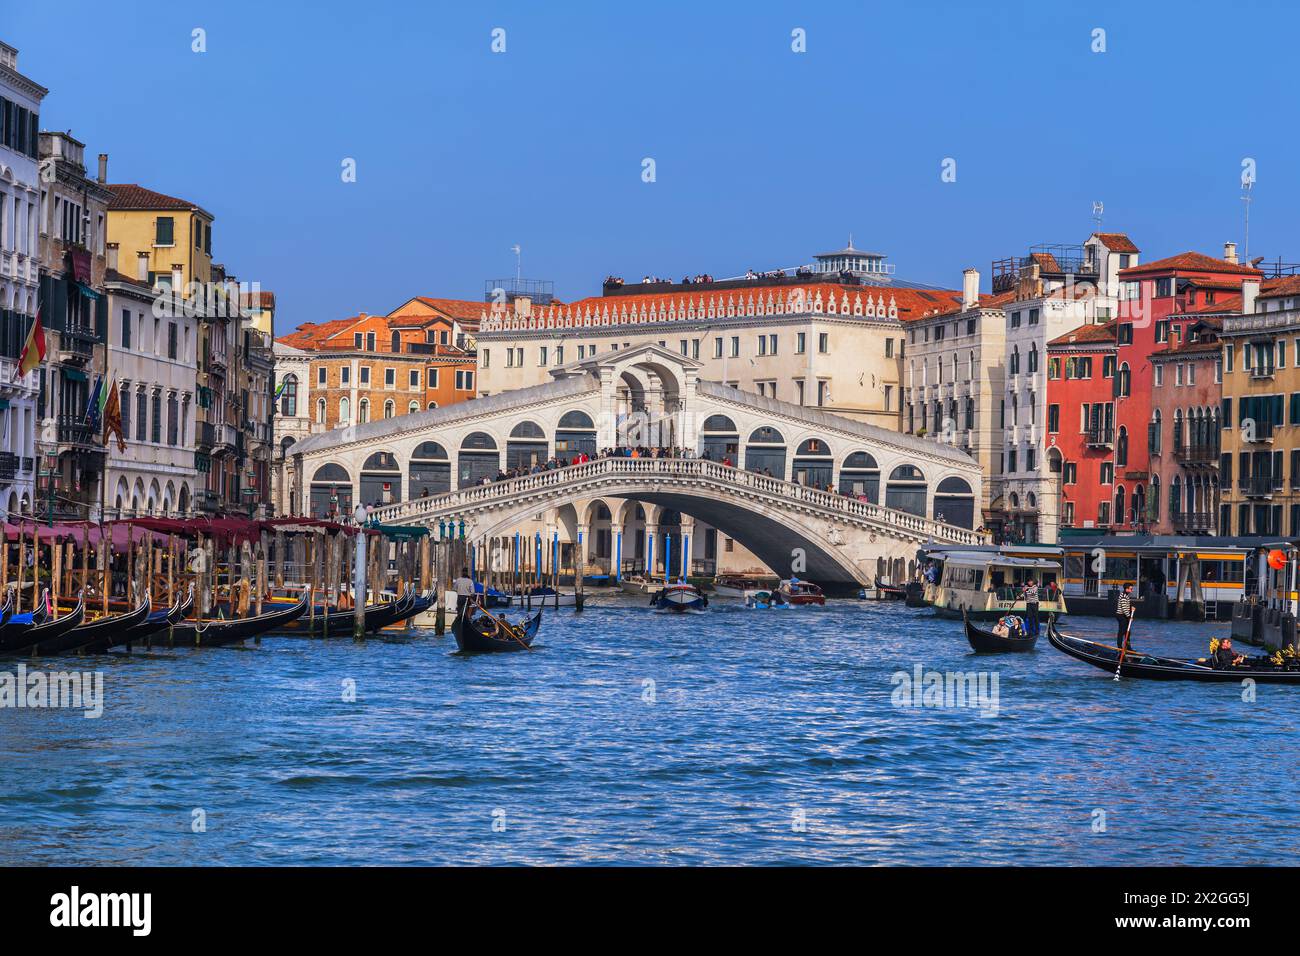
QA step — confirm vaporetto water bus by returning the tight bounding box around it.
[919,546,1066,620]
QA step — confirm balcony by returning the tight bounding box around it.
[1241,475,1283,498]
[0,452,15,482]
[1173,443,1220,467]
[1086,426,1114,448]
[1249,364,1276,380]
[1172,512,1214,534]
[197,421,215,449]
[59,324,98,361]
[1243,421,1275,444]
[57,414,95,449]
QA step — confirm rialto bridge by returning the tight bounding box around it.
[283,345,983,590]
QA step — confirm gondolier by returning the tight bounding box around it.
[1021,578,1040,637]
[452,568,476,611]
[1115,583,1135,646]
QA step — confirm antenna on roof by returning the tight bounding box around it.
[1092,201,1104,230]
[1241,179,1254,260]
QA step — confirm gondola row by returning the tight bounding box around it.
[0,585,437,657]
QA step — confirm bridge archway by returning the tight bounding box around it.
[792,438,833,487]
[458,432,500,487]
[839,451,880,502]
[360,451,402,507]
[507,421,548,470]
[556,410,597,459]
[409,441,450,497]
[934,476,975,529]
[885,464,927,518]
[745,426,787,479]
[700,414,739,463]
[310,462,352,518]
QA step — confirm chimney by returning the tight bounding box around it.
[136,251,149,282]
[1242,278,1260,315]
[1224,241,1238,265]
[106,242,119,273]
[513,295,532,317]
[962,269,979,310]
[171,264,184,296]
[97,153,107,184]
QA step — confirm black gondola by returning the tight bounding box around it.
[170,588,312,648]
[0,593,49,646]
[1047,622,1300,682]
[903,582,928,608]
[453,601,542,653]
[273,589,405,637]
[874,577,906,600]
[2,596,88,655]
[79,587,194,654]
[39,596,153,657]
[963,608,1037,653]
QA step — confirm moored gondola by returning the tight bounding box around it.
[3,595,89,656]
[77,587,195,655]
[874,577,906,601]
[650,582,708,612]
[170,588,312,648]
[268,589,404,637]
[1047,621,1300,682]
[453,601,542,653]
[963,608,1037,653]
[0,593,49,648]
[39,595,152,656]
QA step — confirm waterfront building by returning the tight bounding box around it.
[238,323,275,516]
[1218,276,1300,535]
[35,131,112,520]
[474,244,965,430]
[901,268,1011,528]
[241,289,275,336]
[990,233,1136,542]
[276,310,477,439]
[0,41,45,517]
[102,244,199,516]
[1049,245,1262,535]
[271,340,312,516]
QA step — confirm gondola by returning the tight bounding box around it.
[269,589,404,637]
[29,598,148,658]
[2,595,88,655]
[903,582,928,608]
[453,601,542,653]
[1047,621,1300,683]
[78,587,195,654]
[650,582,708,612]
[473,582,512,608]
[963,608,1037,653]
[0,592,49,646]
[874,577,907,600]
[170,588,312,648]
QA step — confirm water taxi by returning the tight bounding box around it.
[922,549,1066,620]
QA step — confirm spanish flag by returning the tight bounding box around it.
[14,309,44,382]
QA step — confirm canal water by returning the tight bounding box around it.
[2,594,1297,866]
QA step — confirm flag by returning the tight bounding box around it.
[84,376,104,432]
[14,309,44,382]
[102,380,126,452]
[274,379,286,400]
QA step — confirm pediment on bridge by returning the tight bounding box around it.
[549,341,703,382]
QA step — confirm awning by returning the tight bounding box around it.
[63,368,88,383]
[367,523,429,539]
[76,282,103,300]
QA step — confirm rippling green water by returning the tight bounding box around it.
[1,594,1296,865]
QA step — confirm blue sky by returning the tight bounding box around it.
[8,0,1299,333]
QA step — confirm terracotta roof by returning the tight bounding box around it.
[241,291,276,310]
[275,318,360,350]
[1118,251,1262,278]
[1257,275,1300,300]
[1152,338,1221,358]
[1091,232,1139,253]
[106,183,211,216]
[1030,251,1062,273]
[928,288,1019,318]
[1047,321,1117,347]
[410,297,489,323]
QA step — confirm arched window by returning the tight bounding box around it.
[1115,485,1126,525]
[458,432,500,487]
[427,401,438,410]
[339,396,350,424]
[358,398,370,423]
[1116,425,1128,467]
[391,330,402,353]
[1119,362,1131,397]
[508,420,549,469]
[839,451,879,500]
[1010,346,1020,374]
[745,426,786,478]
[885,464,927,517]
[281,374,298,417]
[1028,344,1039,373]
[934,476,975,528]
[409,401,419,414]
[383,399,394,419]
[1150,474,1161,521]
[316,398,326,424]
[410,441,450,496]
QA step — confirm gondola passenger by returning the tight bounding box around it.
[1213,638,1245,668]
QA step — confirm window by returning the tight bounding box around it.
[120,382,132,438]
[427,367,438,388]
[317,366,326,386]
[730,337,740,358]
[1063,462,1077,484]
[818,333,829,353]
[1118,323,1133,345]
[391,330,402,353]
[358,398,370,423]
[120,309,132,349]
[1154,365,1164,386]
[409,369,421,390]
[1029,309,1039,326]
[341,366,350,385]
[481,349,490,368]
[817,380,829,406]
[281,375,298,417]
[1155,277,1174,298]
[366,332,376,351]
[359,366,370,385]
[714,337,724,358]
[1224,344,1234,372]
[166,393,178,445]
[409,401,419,414]
[1048,357,1061,380]
[316,398,326,424]
[539,346,548,366]
[155,216,174,246]
[456,370,475,390]
[354,333,363,348]
[167,323,178,360]
[150,391,162,443]
[384,367,395,388]
[1100,462,1114,484]
[383,399,394,419]
[768,334,778,355]
[1048,404,1060,433]
[757,336,767,357]
[339,397,350,424]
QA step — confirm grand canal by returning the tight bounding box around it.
[2,594,1297,866]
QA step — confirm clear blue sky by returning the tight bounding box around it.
[8,0,1299,334]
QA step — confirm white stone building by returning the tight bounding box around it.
[271,340,312,516]
[0,41,45,518]
[994,233,1137,542]
[101,248,199,517]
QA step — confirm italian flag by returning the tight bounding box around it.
[15,308,44,381]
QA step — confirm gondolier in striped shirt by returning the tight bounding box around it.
[1115,583,1135,647]
[1020,578,1040,637]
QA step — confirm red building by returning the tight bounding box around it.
[1047,246,1262,533]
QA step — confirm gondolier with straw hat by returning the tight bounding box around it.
[1115,582,1136,647]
